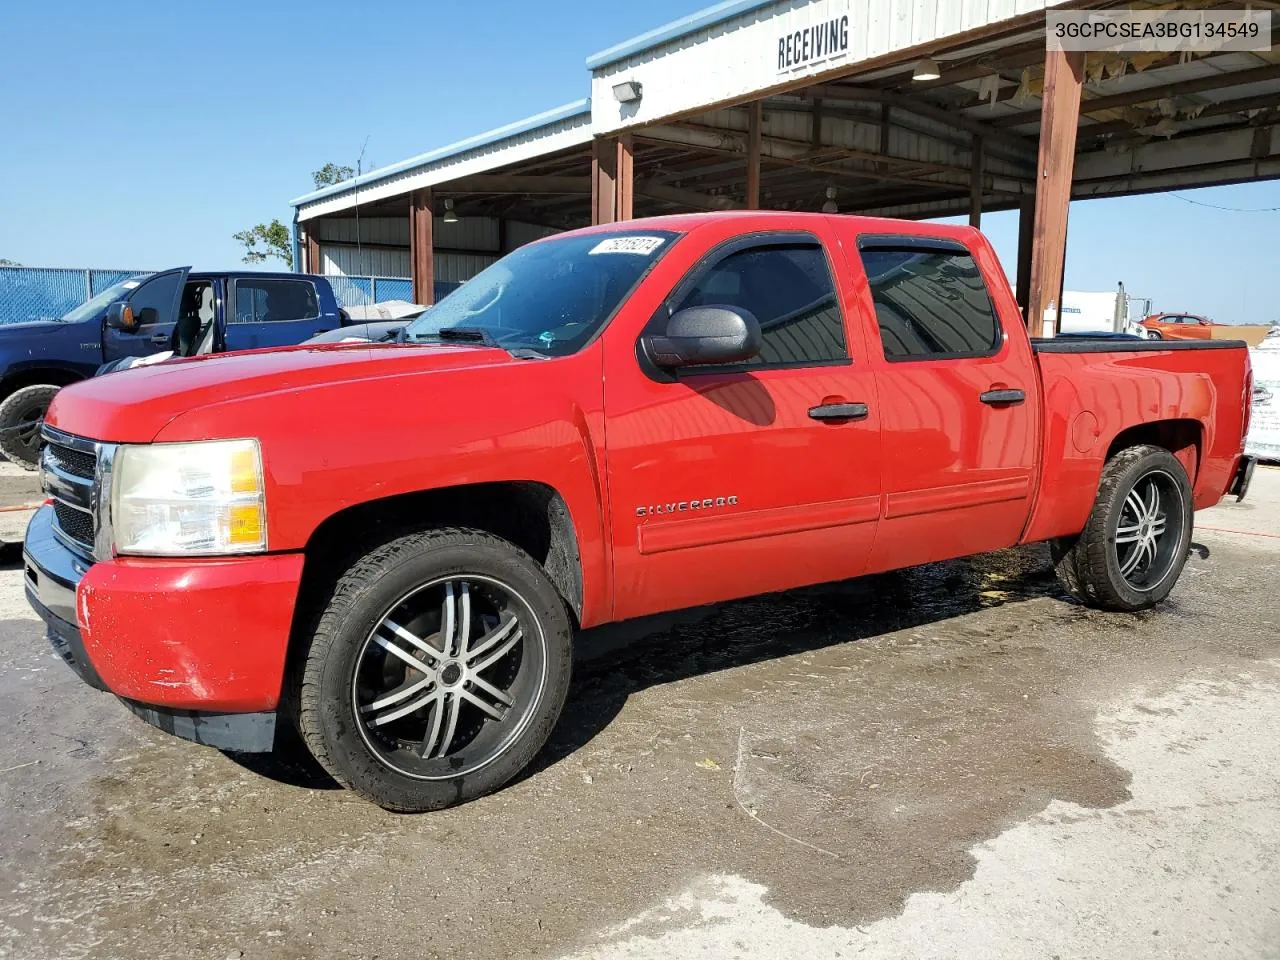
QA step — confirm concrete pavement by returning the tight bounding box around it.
[0,467,1277,960]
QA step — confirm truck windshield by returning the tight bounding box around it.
[405,231,676,356]
[59,276,151,323]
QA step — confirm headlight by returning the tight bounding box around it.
[111,439,266,556]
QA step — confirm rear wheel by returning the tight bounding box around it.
[0,384,60,468]
[1051,445,1193,611]
[295,527,573,812]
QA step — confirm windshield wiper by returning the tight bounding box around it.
[408,326,547,359]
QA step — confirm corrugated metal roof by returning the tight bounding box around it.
[584,0,779,70]
[290,98,592,208]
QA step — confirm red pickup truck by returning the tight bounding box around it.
[25,212,1256,812]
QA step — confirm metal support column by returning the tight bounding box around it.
[410,188,434,306]
[591,138,617,225]
[968,135,984,229]
[305,233,321,275]
[1027,48,1084,336]
[616,135,635,221]
[746,101,762,208]
[1015,194,1035,317]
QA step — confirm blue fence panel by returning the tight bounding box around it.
[327,276,375,307]
[90,269,143,296]
[371,277,413,302]
[0,268,90,324]
[0,266,427,325]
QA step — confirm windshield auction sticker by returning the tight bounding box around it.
[589,236,666,256]
[1048,10,1270,52]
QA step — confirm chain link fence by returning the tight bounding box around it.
[0,266,421,325]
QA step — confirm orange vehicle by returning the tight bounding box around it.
[1139,312,1222,341]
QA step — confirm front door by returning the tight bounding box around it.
[603,226,884,621]
[225,277,330,350]
[102,267,188,361]
[834,231,1040,573]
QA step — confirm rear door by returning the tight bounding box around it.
[225,276,329,350]
[102,267,188,361]
[834,230,1041,573]
[602,224,884,621]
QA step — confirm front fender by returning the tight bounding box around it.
[153,348,612,625]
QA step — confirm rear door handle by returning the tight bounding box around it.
[979,389,1025,406]
[808,402,869,421]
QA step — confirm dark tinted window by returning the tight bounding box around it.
[127,272,182,325]
[673,242,846,370]
[862,248,1000,360]
[234,279,319,323]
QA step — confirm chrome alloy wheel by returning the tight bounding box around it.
[351,575,547,781]
[1114,469,1184,591]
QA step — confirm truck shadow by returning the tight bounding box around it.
[225,542,1068,791]
[531,541,1068,777]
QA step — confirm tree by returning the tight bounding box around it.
[233,162,356,269]
[0,259,20,266]
[312,163,355,189]
[233,219,293,269]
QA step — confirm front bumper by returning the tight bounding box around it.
[23,505,305,752]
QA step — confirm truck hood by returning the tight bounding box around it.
[47,341,514,443]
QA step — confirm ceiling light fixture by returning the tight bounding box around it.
[912,57,941,82]
[822,186,839,214]
[443,198,458,224]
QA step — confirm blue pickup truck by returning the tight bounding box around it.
[0,268,348,465]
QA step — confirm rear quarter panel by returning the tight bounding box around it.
[1022,345,1249,543]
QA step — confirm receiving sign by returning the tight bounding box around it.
[777,12,850,73]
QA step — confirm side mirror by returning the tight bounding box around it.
[105,302,137,332]
[641,305,762,369]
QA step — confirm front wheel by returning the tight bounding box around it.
[295,528,573,812]
[0,384,60,468]
[1051,445,1193,611]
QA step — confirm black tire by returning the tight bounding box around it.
[295,527,573,812]
[1051,445,1194,612]
[1147,330,1162,341]
[0,384,60,468]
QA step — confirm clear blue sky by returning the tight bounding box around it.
[2,0,1277,324]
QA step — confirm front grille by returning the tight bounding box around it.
[52,501,94,548]
[41,427,100,556]
[45,442,95,481]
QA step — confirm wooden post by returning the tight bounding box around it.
[1015,193,1035,318]
[746,101,762,208]
[616,135,635,221]
[410,189,434,306]
[591,138,617,225]
[968,135,984,229]
[304,232,321,275]
[1027,48,1084,336]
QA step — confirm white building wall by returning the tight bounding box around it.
[589,0,1057,134]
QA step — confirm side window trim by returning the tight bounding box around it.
[639,230,851,380]
[856,232,1005,364]
[230,277,321,324]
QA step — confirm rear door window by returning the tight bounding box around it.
[234,279,320,324]
[859,240,1001,361]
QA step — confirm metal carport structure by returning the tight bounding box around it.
[291,0,1280,331]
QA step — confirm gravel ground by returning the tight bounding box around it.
[0,466,1277,960]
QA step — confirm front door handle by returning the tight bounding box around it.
[808,402,869,421]
[150,333,170,345]
[979,389,1025,406]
